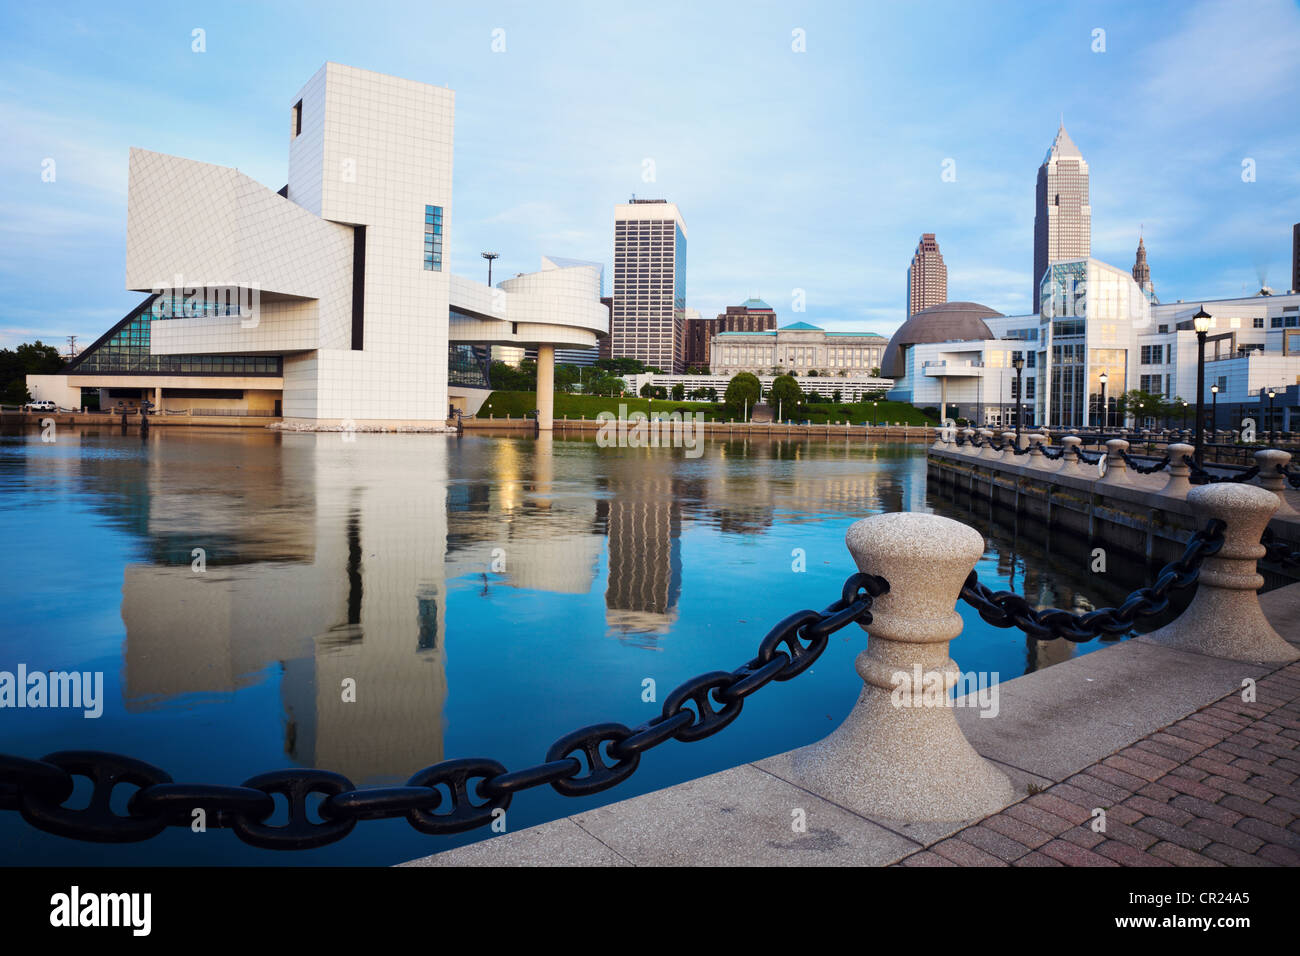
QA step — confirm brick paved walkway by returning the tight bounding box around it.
[899,661,1300,867]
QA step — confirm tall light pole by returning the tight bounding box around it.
[1266,386,1277,444]
[1210,384,1219,441]
[1192,307,1211,465]
[872,400,878,426]
[1098,369,1108,432]
[481,251,500,286]
[1013,356,1025,445]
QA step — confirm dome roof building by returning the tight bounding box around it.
[879,301,1003,378]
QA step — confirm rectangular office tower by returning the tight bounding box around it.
[907,233,948,318]
[611,200,688,372]
[1033,125,1091,313]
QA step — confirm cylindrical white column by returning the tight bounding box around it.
[535,345,555,431]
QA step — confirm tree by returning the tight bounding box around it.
[640,381,656,398]
[670,383,685,401]
[1117,388,1167,425]
[705,386,718,403]
[769,374,802,419]
[1,340,65,405]
[724,372,760,418]
[554,364,580,393]
[832,389,842,403]
[597,357,646,376]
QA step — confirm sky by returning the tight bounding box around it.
[1,0,1298,352]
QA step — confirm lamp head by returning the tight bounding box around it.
[1211,384,1219,394]
[1012,357,1025,371]
[1099,370,1108,385]
[1192,306,1211,334]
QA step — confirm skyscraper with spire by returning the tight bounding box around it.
[1033,124,1091,312]
[907,233,948,318]
[1132,235,1155,299]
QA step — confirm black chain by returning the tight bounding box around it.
[1119,450,1171,474]
[1071,445,1103,464]
[1183,455,1260,485]
[1279,463,1300,490]
[0,572,887,851]
[960,520,1226,642]
[1261,528,1300,567]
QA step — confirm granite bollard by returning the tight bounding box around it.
[1145,484,1299,663]
[1099,438,1131,486]
[787,512,1016,821]
[1254,449,1296,517]
[1159,443,1194,499]
[1059,435,1083,475]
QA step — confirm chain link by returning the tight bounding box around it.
[960,520,1226,642]
[1118,450,1170,474]
[0,571,887,850]
[1182,455,1260,485]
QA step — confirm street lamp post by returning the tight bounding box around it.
[1012,356,1025,445]
[480,251,499,286]
[872,400,878,427]
[1181,401,1189,430]
[1210,384,1219,442]
[1098,369,1108,433]
[1266,387,1277,444]
[1192,307,1211,465]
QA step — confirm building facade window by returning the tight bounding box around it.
[424,205,443,271]
[1140,344,1163,364]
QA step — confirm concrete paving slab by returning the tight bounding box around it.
[400,818,631,867]
[567,763,921,866]
[1260,586,1300,646]
[956,639,1270,781]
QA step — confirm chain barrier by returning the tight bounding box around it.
[1183,455,1260,486]
[1279,463,1300,491]
[1071,445,1103,465]
[0,572,887,851]
[960,519,1226,642]
[1260,528,1300,568]
[1118,450,1171,475]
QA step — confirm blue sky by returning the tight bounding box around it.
[1,0,1297,351]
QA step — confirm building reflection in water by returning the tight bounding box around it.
[110,428,1126,791]
[121,432,448,786]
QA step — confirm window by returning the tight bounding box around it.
[1140,345,1163,365]
[1157,324,1168,333]
[1025,378,1036,399]
[424,205,443,271]
[1254,317,1264,328]
[292,100,302,138]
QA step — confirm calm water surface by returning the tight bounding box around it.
[0,427,1152,865]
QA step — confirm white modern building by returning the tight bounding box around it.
[885,259,1300,430]
[27,63,607,429]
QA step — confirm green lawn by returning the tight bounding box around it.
[474,391,937,425]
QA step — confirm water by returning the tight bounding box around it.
[0,426,1139,865]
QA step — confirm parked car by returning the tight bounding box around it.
[25,400,57,412]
